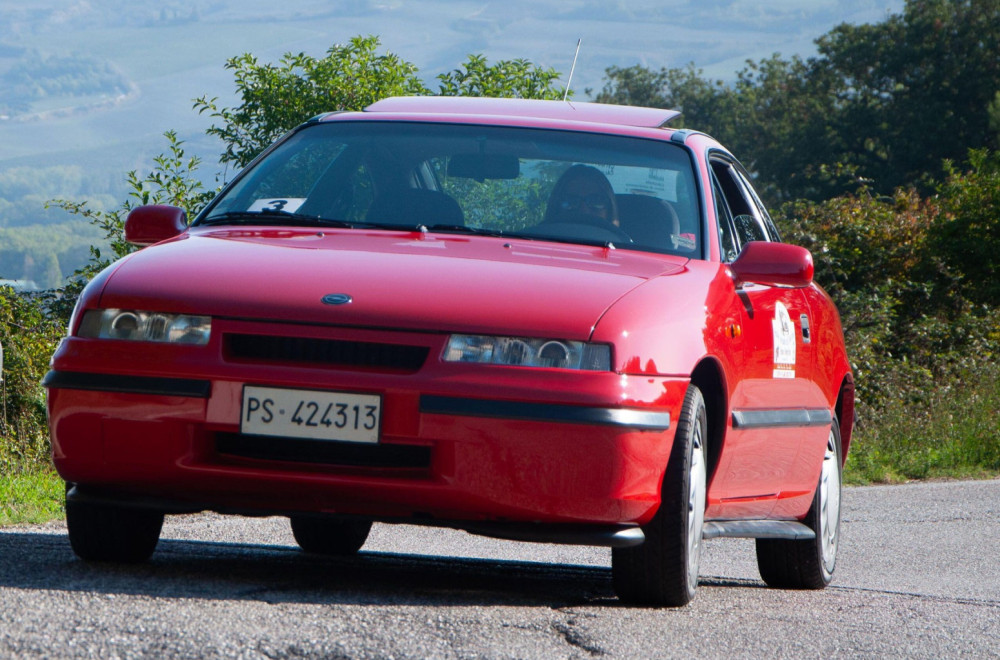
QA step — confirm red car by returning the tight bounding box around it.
[45,96,854,606]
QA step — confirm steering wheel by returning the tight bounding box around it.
[559,212,633,243]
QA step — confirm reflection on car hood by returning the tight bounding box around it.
[98,228,687,339]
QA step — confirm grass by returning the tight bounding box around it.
[0,469,64,527]
[844,362,1000,485]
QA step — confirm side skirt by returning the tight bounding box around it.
[702,520,815,540]
[463,522,646,548]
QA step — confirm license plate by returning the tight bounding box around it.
[240,385,381,443]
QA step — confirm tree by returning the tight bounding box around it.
[815,0,1000,193]
[46,130,209,322]
[929,149,1000,305]
[590,63,734,133]
[193,35,428,169]
[195,36,568,170]
[593,0,1000,202]
[437,54,565,100]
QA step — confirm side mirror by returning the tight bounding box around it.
[730,241,813,288]
[124,205,187,246]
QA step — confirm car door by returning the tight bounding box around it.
[707,156,827,519]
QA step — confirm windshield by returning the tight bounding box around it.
[198,121,702,257]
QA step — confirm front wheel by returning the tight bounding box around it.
[756,418,843,588]
[612,385,707,606]
[65,491,164,563]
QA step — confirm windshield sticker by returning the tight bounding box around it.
[772,301,796,378]
[248,198,306,214]
[671,233,697,252]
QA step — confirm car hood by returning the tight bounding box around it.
[97,227,687,339]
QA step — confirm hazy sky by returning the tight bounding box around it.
[0,1,908,174]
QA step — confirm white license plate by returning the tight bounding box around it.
[240,386,381,443]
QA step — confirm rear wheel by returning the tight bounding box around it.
[289,516,372,556]
[65,491,164,563]
[756,418,842,588]
[612,385,707,606]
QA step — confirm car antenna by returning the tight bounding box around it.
[564,39,581,102]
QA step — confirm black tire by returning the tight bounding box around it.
[612,385,708,607]
[65,495,164,563]
[289,516,372,556]
[756,418,843,589]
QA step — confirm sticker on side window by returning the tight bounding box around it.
[248,198,307,214]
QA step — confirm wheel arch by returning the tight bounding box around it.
[834,373,856,464]
[689,357,727,481]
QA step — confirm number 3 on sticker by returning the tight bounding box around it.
[248,198,307,214]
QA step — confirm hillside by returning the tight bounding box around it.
[0,0,905,285]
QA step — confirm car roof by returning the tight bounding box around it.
[362,96,681,129]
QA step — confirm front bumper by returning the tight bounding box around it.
[45,320,687,528]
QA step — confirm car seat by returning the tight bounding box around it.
[366,189,465,227]
[615,194,680,250]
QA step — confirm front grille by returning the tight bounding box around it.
[216,432,432,469]
[225,334,429,373]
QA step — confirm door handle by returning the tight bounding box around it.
[800,314,811,343]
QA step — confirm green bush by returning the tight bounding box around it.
[0,287,64,475]
[930,149,1000,306]
[777,150,1000,482]
[845,359,1000,483]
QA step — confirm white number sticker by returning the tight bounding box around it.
[248,198,306,214]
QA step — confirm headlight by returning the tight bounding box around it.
[444,335,610,371]
[77,309,211,345]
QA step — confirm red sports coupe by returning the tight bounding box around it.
[45,96,854,606]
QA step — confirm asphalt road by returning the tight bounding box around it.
[1,479,998,658]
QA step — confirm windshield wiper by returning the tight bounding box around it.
[198,211,355,228]
[355,222,429,232]
[424,224,509,238]
[426,224,613,247]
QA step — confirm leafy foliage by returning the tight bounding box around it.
[46,130,211,322]
[844,359,1000,484]
[194,36,569,170]
[776,149,1000,481]
[0,287,64,475]
[929,150,1000,306]
[437,54,566,100]
[193,36,428,169]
